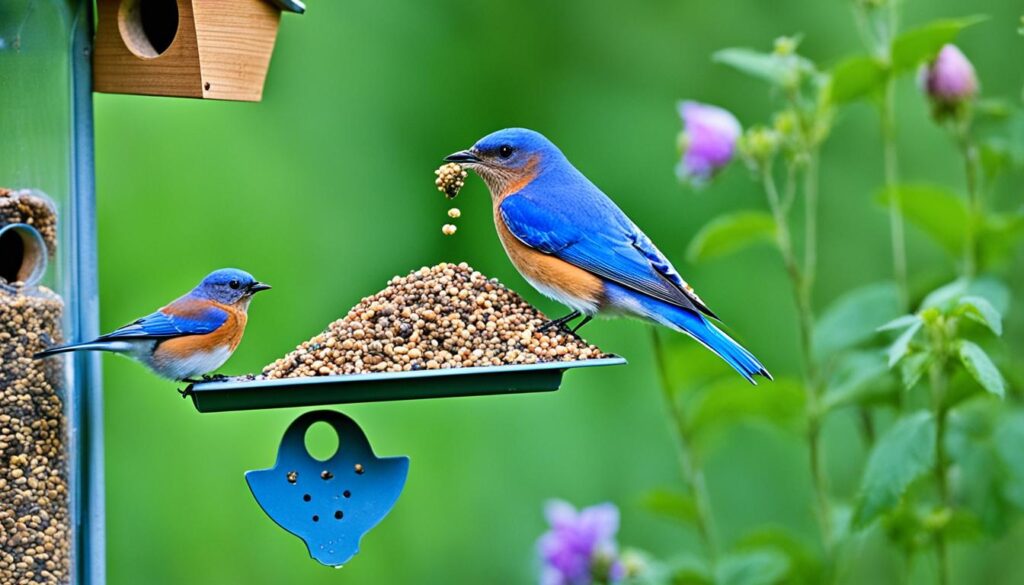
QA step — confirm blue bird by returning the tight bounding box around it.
[446,128,771,383]
[35,268,271,381]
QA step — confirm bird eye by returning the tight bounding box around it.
[498,145,514,158]
[229,280,241,290]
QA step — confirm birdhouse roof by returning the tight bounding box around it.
[267,0,305,13]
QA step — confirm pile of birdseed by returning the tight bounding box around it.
[0,286,70,585]
[262,263,604,378]
[0,189,57,257]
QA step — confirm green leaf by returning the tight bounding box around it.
[827,55,887,104]
[887,318,923,367]
[899,351,933,389]
[956,295,1003,335]
[823,351,896,412]
[878,314,921,332]
[957,340,1006,398]
[712,48,813,87]
[686,211,776,263]
[981,211,1024,268]
[995,413,1024,510]
[687,378,805,447]
[921,277,1009,316]
[733,528,822,585]
[890,16,988,73]
[715,550,789,585]
[947,401,1014,535]
[641,488,697,525]
[813,282,902,358]
[667,556,714,585]
[876,184,967,255]
[853,411,937,528]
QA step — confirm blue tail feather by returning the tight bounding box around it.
[606,284,771,383]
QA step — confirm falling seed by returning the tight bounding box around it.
[447,207,461,219]
[287,471,298,484]
[442,224,458,236]
[435,162,467,199]
[354,463,364,474]
[321,470,334,480]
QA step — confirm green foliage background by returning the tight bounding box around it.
[92,0,1023,583]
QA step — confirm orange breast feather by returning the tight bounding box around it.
[494,209,604,306]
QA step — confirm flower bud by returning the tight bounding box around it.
[675,101,741,186]
[773,36,798,57]
[920,44,978,109]
[738,126,780,170]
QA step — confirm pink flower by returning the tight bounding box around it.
[676,101,741,185]
[920,44,978,105]
[537,500,624,585]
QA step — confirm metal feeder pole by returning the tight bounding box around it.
[70,1,104,584]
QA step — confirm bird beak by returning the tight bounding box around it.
[444,149,482,164]
[249,282,272,293]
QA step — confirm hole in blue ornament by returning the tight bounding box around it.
[304,421,339,462]
[312,515,320,522]
[334,510,343,520]
[343,490,351,498]
[303,494,311,502]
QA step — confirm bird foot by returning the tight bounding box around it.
[538,310,581,334]
[177,385,194,399]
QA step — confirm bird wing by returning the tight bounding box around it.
[499,192,718,318]
[98,298,229,341]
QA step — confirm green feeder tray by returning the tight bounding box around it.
[188,357,627,413]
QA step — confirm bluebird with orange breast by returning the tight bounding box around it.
[445,128,771,383]
[35,268,270,382]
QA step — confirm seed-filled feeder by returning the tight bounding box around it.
[0,1,625,581]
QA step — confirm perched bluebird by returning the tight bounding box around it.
[35,268,270,381]
[445,128,771,383]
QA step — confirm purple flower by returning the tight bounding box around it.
[676,101,741,185]
[920,44,978,105]
[537,500,624,585]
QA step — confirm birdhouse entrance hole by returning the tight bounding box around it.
[118,0,179,58]
[304,421,340,462]
[0,224,47,286]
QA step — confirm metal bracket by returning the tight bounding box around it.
[245,410,409,567]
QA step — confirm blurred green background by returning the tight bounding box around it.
[92,1,1023,583]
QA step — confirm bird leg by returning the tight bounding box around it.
[539,310,581,333]
[177,385,194,399]
[571,315,593,334]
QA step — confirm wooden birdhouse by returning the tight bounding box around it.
[93,0,304,102]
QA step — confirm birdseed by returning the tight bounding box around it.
[434,163,466,199]
[0,285,70,585]
[0,189,57,258]
[447,208,461,219]
[0,190,70,584]
[441,224,457,236]
[262,263,604,378]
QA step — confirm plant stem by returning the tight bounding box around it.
[803,151,820,291]
[650,328,719,561]
[928,357,951,585]
[760,167,832,556]
[881,77,909,310]
[957,121,981,278]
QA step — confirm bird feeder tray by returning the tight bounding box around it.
[188,356,627,413]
